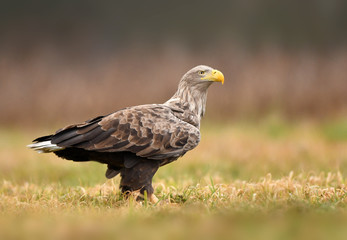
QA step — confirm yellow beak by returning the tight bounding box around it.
[201,69,224,84]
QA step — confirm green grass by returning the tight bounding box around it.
[1,118,347,239]
[321,119,347,142]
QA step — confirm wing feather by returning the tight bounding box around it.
[52,104,200,160]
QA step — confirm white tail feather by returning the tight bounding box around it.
[27,140,64,153]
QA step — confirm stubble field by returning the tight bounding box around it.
[1,116,347,239]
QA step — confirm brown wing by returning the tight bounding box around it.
[51,104,200,160]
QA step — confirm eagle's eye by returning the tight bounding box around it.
[198,71,205,75]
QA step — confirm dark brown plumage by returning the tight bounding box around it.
[28,65,224,203]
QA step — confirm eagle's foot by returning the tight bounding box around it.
[134,192,159,204]
[122,189,159,204]
[149,194,159,204]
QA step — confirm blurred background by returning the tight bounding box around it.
[1,0,346,127]
[1,2,347,238]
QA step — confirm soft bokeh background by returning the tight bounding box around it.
[1,1,347,239]
[1,0,347,127]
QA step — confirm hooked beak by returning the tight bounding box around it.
[201,69,224,85]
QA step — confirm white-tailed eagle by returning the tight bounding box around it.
[28,65,224,203]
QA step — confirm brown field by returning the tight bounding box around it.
[1,1,347,239]
[1,117,347,239]
[1,46,347,127]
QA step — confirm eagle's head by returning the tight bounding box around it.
[166,65,224,120]
[180,65,224,91]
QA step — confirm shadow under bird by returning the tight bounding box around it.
[28,65,224,203]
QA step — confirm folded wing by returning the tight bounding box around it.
[46,104,200,160]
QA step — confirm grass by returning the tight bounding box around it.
[1,117,347,239]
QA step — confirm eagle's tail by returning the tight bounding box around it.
[27,135,65,153]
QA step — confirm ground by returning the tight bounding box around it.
[1,116,347,240]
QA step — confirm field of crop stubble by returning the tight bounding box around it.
[1,1,347,238]
[1,116,347,239]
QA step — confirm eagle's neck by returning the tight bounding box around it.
[164,81,210,128]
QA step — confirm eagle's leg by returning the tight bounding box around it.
[120,159,160,203]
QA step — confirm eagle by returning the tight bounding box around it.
[27,65,224,203]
